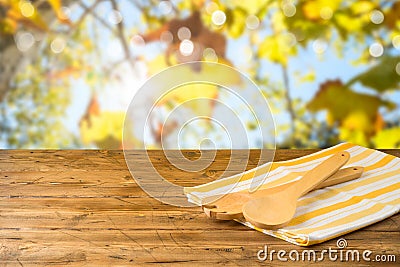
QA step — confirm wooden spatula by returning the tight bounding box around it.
[202,166,363,220]
[242,151,350,229]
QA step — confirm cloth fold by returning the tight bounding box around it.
[184,143,400,246]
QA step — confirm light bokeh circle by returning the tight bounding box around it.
[123,62,276,207]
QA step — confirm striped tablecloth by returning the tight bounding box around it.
[184,143,400,246]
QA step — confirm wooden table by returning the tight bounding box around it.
[0,150,399,266]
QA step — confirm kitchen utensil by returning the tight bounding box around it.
[203,165,363,220]
[242,151,350,229]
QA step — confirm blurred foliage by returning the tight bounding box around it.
[0,0,70,34]
[0,0,400,149]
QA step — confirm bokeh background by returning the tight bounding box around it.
[0,0,400,149]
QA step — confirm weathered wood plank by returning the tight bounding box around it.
[0,149,399,266]
[1,228,399,264]
[1,229,399,266]
[1,209,398,232]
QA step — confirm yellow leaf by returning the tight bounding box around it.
[307,80,395,140]
[192,0,205,9]
[271,9,286,33]
[226,8,246,38]
[258,35,296,66]
[299,71,316,83]
[373,127,400,148]
[224,0,267,15]
[48,0,62,16]
[4,0,49,31]
[335,13,363,32]
[302,0,341,21]
[342,111,370,132]
[332,0,375,35]
[0,17,17,34]
[146,55,169,77]
[350,0,375,15]
[339,127,368,147]
[83,39,93,50]
[158,83,218,117]
[48,0,70,23]
[147,56,242,86]
[80,111,125,149]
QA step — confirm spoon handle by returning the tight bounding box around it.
[311,166,363,191]
[295,151,350,197]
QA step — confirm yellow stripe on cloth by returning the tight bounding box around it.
[184,143,400,246]
[287,183,400,228]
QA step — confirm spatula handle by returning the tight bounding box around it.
[247,165,363,199]
[295,151,350,197]
[312,166,363,191]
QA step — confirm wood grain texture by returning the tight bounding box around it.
[0,149,399,266]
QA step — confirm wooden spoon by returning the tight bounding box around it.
[242,151,350,229]
[202,166,363,220]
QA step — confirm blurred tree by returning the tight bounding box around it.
[0,0,399,149]
[0,0,74,100]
